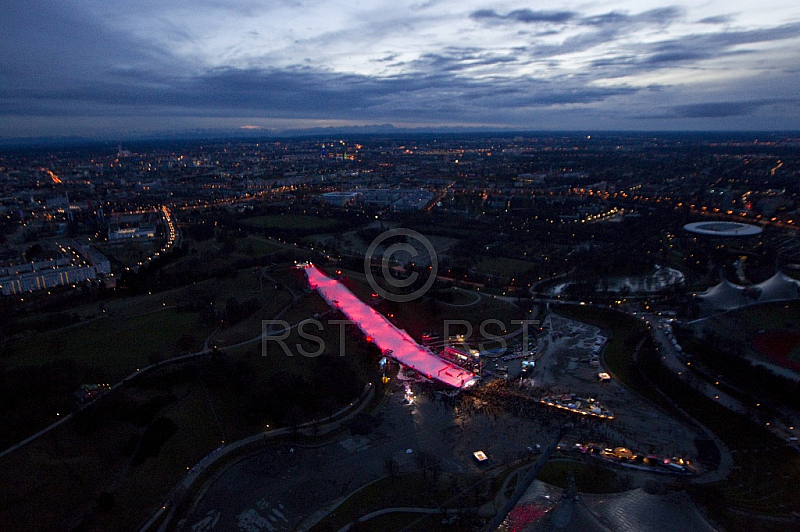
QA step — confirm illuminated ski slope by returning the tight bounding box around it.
[303,264,476,388]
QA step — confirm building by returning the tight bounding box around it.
[1,264,98,295]
[108,224,156,241]
[321,191,361,206]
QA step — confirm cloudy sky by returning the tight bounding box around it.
[2,0,799,138]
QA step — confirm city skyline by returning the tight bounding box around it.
[2,0,800,139]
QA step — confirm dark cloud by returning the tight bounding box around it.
[665,22,800,50]
[470,9,577,24]
[3,60,647,126]
[0,0,176,91]
[507,9,577,24]
[473,6,687,61]
[641,50,711,65]
[2,1,799,135]
[698,15,734,24]
[583,6,684,26]
[472,6,682,28]
[412,47,522,72]
[470,9,497,20]
[588,22,800,75]
[580,11,632,26]
[634,98,799,120]
[665,100,776,118]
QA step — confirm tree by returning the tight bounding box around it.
[148,350,166,365]
[176,333,196,353]
[97,492,114,512]
[384,456,399,481]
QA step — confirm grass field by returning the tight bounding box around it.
[6,266,301,393]
[242,214,339,232]
[475,257,535,277]
[97,240,160,268]
[0,378,225,532]
[8,309,203,380]
[235,235,286,257]
[694,301,800,370]
[331,267,526,342]
[536,459,627,493]
[208,289,294,346]
[702,301,800,338]
[429,287,482,306]
[0,320,376,532]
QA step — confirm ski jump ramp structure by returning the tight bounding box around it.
[302,264,477,388]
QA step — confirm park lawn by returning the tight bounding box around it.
[430,287,482,306]
[259,317,380,383]
[788,342,800,364]
[0,419,130,531]
[208,289,294,347]
[278,292,333,326]
[536,459,627,493]
[690,428,800,523]
[97,239,160,267]
[10,265,255,330]
[86,339,373,531]
[183,237,220,254]
[475,257,535,277]
[724,301,800,333]
[235,235,285,257]
[713,447,800,514]
[128,265,283,315]
[95,386,230,531]
[242,214,339,232]
[331,267,525,341]
[0,372,261,532]
[9,309,203,380]
[47,267,276,323]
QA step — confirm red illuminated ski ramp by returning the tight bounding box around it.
[303,264,476,388]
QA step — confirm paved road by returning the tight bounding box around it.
[645,313,799,443]
[181,386,420,532]
[179,384,559,532]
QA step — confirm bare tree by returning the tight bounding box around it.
[384,456,399,482]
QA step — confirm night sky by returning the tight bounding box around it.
[2,0,799,138]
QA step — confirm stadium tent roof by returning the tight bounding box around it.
[754,272,800,302]
[698,279,748,310]
[497,480,716,532]
[684,221,762,236]
[698,272,800,313]
[303,264,476,388]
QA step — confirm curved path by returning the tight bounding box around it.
[144,384,376,531]
[0,283,303,461]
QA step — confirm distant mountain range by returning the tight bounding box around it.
[0,124,509,148]
[0,126,795,149]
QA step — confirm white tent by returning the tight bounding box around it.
[698,279,748,311]
[699,272,800,313]
[754,272,800,302]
